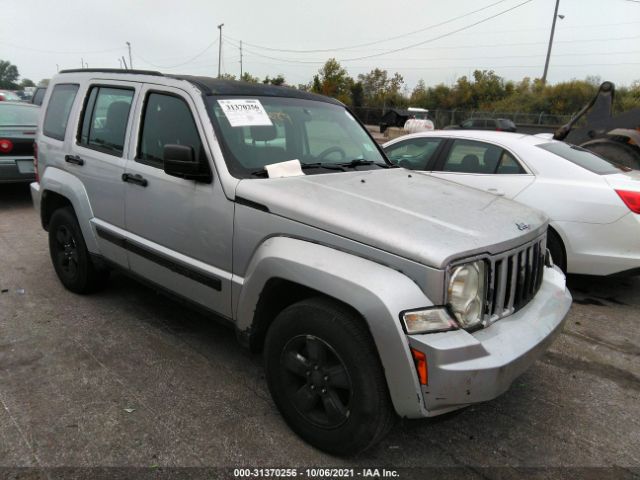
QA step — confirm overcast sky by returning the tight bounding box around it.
[2,0,639,90]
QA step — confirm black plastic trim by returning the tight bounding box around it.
[95,227,222,291]
[235,196,270,212]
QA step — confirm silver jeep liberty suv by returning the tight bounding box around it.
[31,69,571,455]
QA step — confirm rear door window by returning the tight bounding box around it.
[79,86,134,156]
[442,139,524,174]
[43,84,79,141]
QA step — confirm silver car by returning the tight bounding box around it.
[31,70,571,455]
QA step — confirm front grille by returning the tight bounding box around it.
[485,235,547,322]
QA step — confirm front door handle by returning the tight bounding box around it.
[487,188,505,196]
[64,155,84,166]
[122,173,148,187]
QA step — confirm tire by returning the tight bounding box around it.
[581,139,640,170]
[264,297,396,455]
[547,229,567,274]
[48,207,109,294]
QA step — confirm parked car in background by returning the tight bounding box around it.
[0,90,22,102]
[445,117,517,132]
[31,69,570,455]
[384,130,640,276]
[0,101,39,183]
[30,86,47,106]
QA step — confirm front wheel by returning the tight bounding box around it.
[547,229,567,274]
[264,297,396,455]
[48,207,109,294]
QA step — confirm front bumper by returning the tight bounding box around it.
[0,156,36,183]
[407,266,571,416]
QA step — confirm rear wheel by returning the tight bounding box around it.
[48,207,109,293]
[581,139,640,170]
[264,297,396,455]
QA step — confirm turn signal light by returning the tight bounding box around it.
[616,189,640,214]
[410,348,428,385]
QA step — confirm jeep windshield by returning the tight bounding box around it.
[206,95,389,178]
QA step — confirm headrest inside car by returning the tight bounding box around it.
[250,125,277,142]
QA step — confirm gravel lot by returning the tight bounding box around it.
[1,183,639,479]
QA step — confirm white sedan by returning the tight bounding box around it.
[383,130,640,276]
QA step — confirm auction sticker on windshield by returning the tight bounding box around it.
[217,99,272,127]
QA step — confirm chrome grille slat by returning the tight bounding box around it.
[484,234,547,324]
[494,258,509,319]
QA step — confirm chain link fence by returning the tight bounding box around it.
[352,107,573,131]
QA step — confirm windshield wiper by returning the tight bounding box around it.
[300,162,345,171]
[337,159,393,169]
[249,163,345,177]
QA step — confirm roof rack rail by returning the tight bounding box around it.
[58,68,163,76]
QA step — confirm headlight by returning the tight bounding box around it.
[401,307,458,334]
[447,260,486,328]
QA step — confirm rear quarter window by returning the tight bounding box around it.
[43,84,79,141]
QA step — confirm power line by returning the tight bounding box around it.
[340,0,535,61]
[227,0,512,53]
[226,0,534,65]
[134,39,218,69]
[231,33,640,67]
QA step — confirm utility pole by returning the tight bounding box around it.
[122,56,128,70]
[81,58,85,69]
[542,0,561,85]
[126,41,133,69]
[217,23,224,78]
[118,58,123,69]
[240,40,243,79]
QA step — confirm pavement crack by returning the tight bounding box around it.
[0,389,50,477]
[562,330,640,357]
[541,351,640,393]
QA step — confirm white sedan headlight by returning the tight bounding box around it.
[447,260,487,328]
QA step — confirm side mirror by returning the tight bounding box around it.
[163,144,211,182]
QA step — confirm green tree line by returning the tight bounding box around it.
[3,57,639,115]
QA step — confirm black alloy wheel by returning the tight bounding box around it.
[264,297,396,455]
[279,334,353,428]
[48,207,109,293]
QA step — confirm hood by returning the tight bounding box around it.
[235,169,548,268]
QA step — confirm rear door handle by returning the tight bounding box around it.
[64,155,84,166]
[122,173,148,187]
[487,188,505,196]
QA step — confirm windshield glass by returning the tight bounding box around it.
[206,95,387,177]
[537,142,626,174]
[0,103,39,126]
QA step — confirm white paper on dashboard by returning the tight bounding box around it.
[264,159,305,178]
[217,99,273,127]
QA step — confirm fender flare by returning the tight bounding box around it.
[236,236,435,418]
[40,166,98,252]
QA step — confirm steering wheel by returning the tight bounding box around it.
[317,146,347,162]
